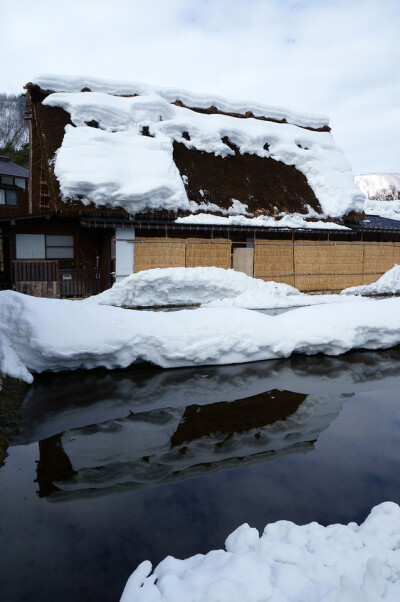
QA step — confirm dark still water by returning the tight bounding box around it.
[2,351,400,601]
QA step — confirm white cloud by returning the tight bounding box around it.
[0,0,398,173]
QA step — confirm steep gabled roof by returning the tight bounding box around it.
[25,75,365,227]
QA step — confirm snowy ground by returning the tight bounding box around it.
[343,265,400,296]
[121,502,400,602]
[2,290,400,383]
[86,267,360,309]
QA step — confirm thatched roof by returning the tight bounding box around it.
[25,76,365,227]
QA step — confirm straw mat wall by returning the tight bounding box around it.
[254,241,294,286]
[134,238,186,272]
[134,237,231,272]
[254,240,400,291]
[186,238,231,268]
[133,237,400,291]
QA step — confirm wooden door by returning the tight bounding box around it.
[232,247,254,276]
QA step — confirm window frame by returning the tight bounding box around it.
[15,233,75,260]
[0,188,18,206]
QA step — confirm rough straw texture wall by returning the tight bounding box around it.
[133,237,400,291]
[134,238,231,272]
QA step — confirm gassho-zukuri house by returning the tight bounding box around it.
[1,74,400,298]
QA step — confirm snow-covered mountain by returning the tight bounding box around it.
[355,173,400,201]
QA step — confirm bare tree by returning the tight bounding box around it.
[0,94,28,150]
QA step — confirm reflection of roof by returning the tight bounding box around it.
[351,215,400,232]
[0,156,28,178]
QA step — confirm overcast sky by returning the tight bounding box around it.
[1,0,399,174]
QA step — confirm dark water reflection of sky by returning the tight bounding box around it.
[2,350,400,601]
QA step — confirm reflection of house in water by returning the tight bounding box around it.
[36,389,345,501]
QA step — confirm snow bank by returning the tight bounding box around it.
[36,77,363,219]
[85,267,301,307]
[1,291,400,383]
[342,265,400,296]
[86,267,361,310]
[121,501,400,602]
[33,74,330,129]
[355,173,400,201]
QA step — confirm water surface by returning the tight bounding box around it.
[2,350,400,600]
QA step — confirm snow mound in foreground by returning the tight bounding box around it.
[1,291,400,383]
[121,501,400,602]
[342,265,400,296]
[84,267,300,307]
[86,267,361,310]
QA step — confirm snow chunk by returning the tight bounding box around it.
[53,124,189,213]
[39,82,363,218]
[225,524,260,554]
[33,73,330,129]
[1,291,400,383]
[121,502,400,602]
[342,265,400,296]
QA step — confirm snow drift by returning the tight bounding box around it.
[342,265,400,296]
[120,501,400,602]
[32,74,364,219]
[1,291,400,384]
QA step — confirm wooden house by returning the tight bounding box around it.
[1,74,400,297]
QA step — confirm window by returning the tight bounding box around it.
[16,234,46,258]
[15,178,26,190]
[46,235,74,259]
[16,234,74,259]
[1,175,13,185]
[0,189,18,206]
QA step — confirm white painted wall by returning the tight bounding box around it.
[115,228,135,282]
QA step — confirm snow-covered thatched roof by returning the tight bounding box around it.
[25,75,365,227]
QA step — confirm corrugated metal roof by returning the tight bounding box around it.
[351,215,400,231]
[0,156,29,178]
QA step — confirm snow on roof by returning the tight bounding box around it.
[30,75,364,221]
[32,74,330,129]
[175,212,350,229]
[355,173,400,201]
